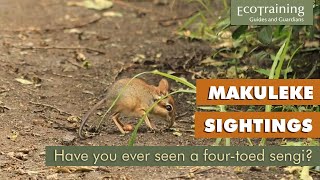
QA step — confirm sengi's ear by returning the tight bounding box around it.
[158,78,169,95]
[153,94,161,101]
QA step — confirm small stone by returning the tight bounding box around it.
[61,134,76,145]
[32,119,46,126]
[15,152,28,161]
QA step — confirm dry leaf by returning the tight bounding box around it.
[156,53,162,58]
[76,52,86,61]
[173,132,182,136]
[68,0,113,11]
[132,54,146,63]
[284,166,302,173]
[103,11,123,17]
[226,66,237,78]
[200,57,225,67]
[15,78,33,85]
[212,41,233,49]
[67,116,80,123]
[55,167,73,173]
[65,28,82,34]
[170,128,180,132]
[218,31,232,39]
[300,166,312,180]
[304,40,319,48]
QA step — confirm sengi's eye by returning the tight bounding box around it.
[165,104,173,112]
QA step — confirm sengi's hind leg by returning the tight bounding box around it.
[111,112,128,134]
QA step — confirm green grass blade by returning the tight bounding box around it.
[178,12,201,31]
[152,70,196,89]
[269,39,287,79]
[225,138,231,146]
[214,138,222,145]
[274,28,292,79]
[247,138,254,146]
[284,44,302,79]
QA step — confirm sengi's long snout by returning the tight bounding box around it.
[166,113,175,128]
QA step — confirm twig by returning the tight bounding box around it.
[157,2,199,26]
[193,167,216,174]
[183,51,206,79]
[0,106,10,113]
[0,106,10,110]
[158,11,199,27]
[173,128,194,133]
[18,46,106,55]
[176,112,188,120]
[66,59,83,69]
[0,89,9,94]
[63,13,102,29]
[51,72,73,78]
[113,0,168,17]
[112,63,136,82]
[177,119,190,123]
[29,101,72,116]
[0,13,102,32]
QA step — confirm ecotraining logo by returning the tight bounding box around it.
[238,4,305,23]
[231,0,313,25]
